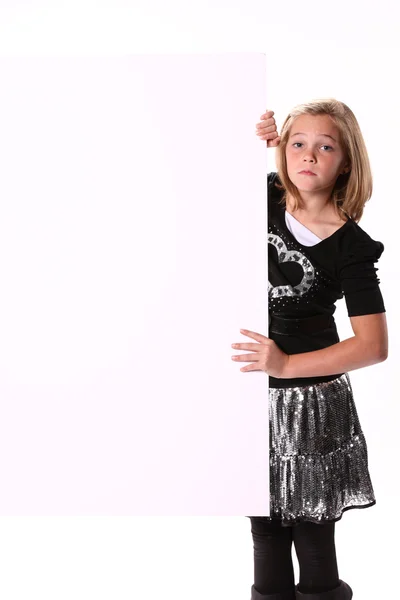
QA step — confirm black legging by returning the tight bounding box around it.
[249,517,341,595]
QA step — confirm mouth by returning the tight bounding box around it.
[299,170,317,176]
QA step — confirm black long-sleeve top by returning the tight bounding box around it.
[267,172,386,388]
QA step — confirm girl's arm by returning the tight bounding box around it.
[281,313,388,378]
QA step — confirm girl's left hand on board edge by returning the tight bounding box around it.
[231,328,290,378]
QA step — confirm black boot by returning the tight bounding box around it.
[294,579,353,600]
[251,583,296,600]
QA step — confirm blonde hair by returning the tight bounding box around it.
[274,98,372,223]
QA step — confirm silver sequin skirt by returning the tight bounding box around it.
[250,372,376,527]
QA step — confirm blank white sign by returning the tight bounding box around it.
[0,54,270,515]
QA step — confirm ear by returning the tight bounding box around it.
[341,164,351,174]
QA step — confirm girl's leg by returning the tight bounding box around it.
[249,517,295,594]
[292,521,340,593]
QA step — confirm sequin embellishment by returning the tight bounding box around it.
[248,373,376,527]
[268,233,315,299]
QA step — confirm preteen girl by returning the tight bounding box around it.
[230,99,388,600]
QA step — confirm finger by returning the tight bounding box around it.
[256,127,279,139]
[256,123,276,133]
[258,117,274,126]
[259,131,279,140]
[268,136,281,147]
[240,329,270,343]
[256,112,275,124]
[232,353,258,362]
[240,363,258,372]
[232,343,261,350]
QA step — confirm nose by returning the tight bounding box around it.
[302,150,316,163]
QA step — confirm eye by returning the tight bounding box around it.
[292,142,333,151]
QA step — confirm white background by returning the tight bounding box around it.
[0,54,269,515]
[0,1,398,599]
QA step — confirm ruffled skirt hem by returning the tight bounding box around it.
[246,499,376,527]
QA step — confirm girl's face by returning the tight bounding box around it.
[285,114,349,195]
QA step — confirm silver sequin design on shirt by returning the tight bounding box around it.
[268,233,315,299]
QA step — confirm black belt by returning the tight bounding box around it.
[268,313,334,335]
